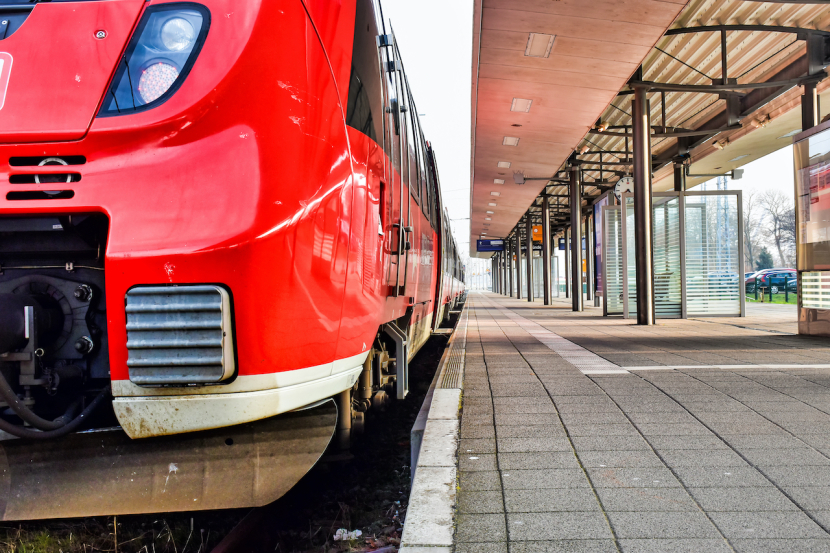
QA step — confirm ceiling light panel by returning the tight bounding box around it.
[488,202,497,206]
[497,161,511,168]
[503,136,520,146]
[490,191,501,196]
[778,130,800,139]
[525,33,555,58]
[511,98,532,112]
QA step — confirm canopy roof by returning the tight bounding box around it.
[470,0,830,256]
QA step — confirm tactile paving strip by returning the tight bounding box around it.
[495,306,629,374]
[439,307,468,389]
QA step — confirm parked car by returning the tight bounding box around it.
[746,268,796,294]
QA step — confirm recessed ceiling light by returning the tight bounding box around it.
[497,161,511,168]
[488,202,497,206]
[730,155,749,162]
[525,33,555,58]
[778,129,800,139]
[486,210,494,214]
[511,98,533,112]
[503,136,520,146]
[490,191,501,196]
[494,179,505,184]
[485,217,492,220]
[481,232,487,235]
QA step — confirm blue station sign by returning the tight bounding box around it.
[476,239,505,252]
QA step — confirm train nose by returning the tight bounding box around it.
[0,0,146,143]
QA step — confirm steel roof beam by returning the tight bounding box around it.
[664,25,830,38]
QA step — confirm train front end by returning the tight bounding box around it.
[0,0,358,519]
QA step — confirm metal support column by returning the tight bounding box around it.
[499,249,507,296]
[564,228,570,299]
[570,167,583,312]
[803,82,818,132]
[542,197,552,305]
[632,84,655,325]
[496,252,501,294]
[515,227,522,300]
[585,214,593,302]
[525,215,534,302]
[673,162,686,192]
[506,240,513,297]
[491,257,497,293]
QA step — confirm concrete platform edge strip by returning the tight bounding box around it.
[401,306,468,551]
[626,364,830,371]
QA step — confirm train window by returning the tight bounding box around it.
[382,48,401,173]
[348,0,384,144]
[428,148,440,228]
[405,87,419,202]
[419,137,430,221]
[346,68,376,143]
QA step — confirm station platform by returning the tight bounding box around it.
[453,292,830,552]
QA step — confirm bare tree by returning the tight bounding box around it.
[743,191,765,271]
[759,189,796,267]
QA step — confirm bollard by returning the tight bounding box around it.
[785,279,789,303]
[754,277,759,301]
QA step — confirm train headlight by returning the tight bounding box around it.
[139,62,180,104]
[161,17,196,51]
[99,4,210,116]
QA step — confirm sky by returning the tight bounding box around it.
[693,144,795,197]
[380,0,474,257]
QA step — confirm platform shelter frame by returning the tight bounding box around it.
[603,190,745,319]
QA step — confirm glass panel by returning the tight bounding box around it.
[552,256,560,297]
[653,197,682,318]
[684,194,741,316]
[533,256,544,298]
[625,198,637,318]
[795,129,830,270]
[802,271,830,309]
[604,207,624,315]
[594,197,608,295]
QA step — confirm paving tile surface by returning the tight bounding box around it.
[453,293,830,551]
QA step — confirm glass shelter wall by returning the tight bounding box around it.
[684,193,742,316]
[794,123,830,335]
[517,251,559,301]
[603,207,624,316]
[603,191,744,319]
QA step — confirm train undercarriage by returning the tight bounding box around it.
[0,213,441,519]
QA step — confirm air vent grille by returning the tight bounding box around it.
[125,285,235,386]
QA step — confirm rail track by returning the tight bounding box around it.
[210,316,461,553]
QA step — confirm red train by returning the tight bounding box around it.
[0,0,464,519]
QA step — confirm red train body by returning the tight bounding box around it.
[0,0,464,518]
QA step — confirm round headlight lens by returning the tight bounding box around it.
[161,17,195,51]
[138,62,180,104]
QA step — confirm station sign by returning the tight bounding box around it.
[557,237,587,250]
[476,239,504,252]
[532,225,543,242]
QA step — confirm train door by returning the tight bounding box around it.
[379,34,406,297]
